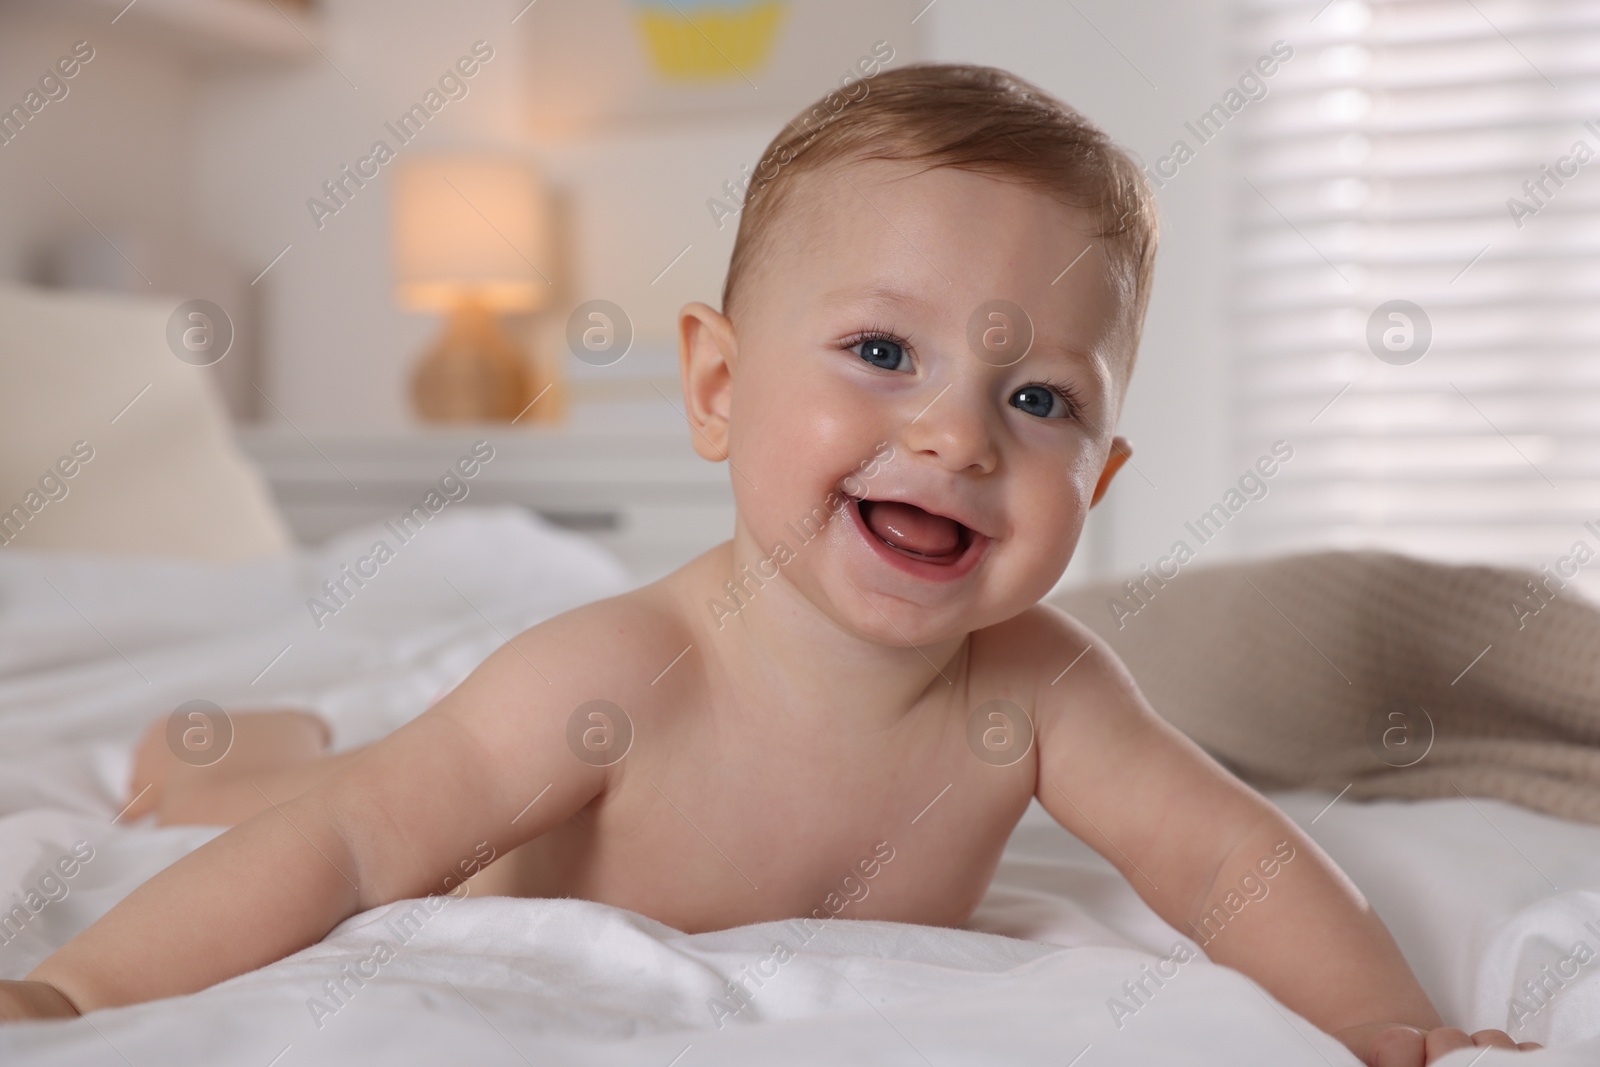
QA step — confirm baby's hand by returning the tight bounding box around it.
[1335,1021,1542,1065]
[0,980,80,1022]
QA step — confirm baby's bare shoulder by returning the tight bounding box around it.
[414,583,698,803]
[501,584,699,698]
[966,601,1157,753]
[969,601,1122,693]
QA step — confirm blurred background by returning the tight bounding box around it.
[1,0,1596,601]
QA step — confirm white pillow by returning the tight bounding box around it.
[0,284,291,560]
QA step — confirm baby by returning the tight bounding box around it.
[1,63,1537,1065]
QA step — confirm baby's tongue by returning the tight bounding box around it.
[862,500,962,557]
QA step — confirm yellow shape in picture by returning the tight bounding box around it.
[631,0,787,81]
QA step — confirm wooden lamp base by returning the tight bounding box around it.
[411,299,561,423]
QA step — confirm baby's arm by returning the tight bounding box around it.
[1027,606,1531,1066]
[1,628,609,1019]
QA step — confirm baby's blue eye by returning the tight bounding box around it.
[1011,384,1064,419]
[856,337,905,371]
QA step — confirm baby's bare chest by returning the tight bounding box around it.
[487,684,1041,933]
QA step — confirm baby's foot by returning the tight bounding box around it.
[122,709,332,826]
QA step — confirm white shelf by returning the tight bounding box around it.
[236,421,736,587]
[57,0,323,67]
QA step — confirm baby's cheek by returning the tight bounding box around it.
[1005,491,1086,598]
[734,369,830,466]
[1018,482,1086,552]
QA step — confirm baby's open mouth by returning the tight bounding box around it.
[856,498,974,563]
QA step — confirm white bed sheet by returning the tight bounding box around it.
[0,508,1597,1066]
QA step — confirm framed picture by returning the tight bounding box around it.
[517,0,923,135]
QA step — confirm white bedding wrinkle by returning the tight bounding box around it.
[1503,922,1600,1036]
[0,842,94,951]
[1105,939,1199,1031]
[304,441,497,631]
[0,509,1597,1064]
[708,840,898,1029]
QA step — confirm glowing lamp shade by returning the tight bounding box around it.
[391,157,561,423]
[394,158,551,313]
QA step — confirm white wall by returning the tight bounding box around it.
[0,7,194,280]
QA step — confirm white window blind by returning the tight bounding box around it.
[1231,0,1600,602]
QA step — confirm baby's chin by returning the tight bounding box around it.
[837,587,1047,653]
[832,595,979,649]
[821,554,1046,646]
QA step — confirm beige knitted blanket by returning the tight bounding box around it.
[1047,550,1600,825]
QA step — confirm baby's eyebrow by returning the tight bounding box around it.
[818,282,934,311]
[1030,338,1109,379]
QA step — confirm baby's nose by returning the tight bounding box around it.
[897,386,998,474]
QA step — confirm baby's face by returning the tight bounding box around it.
[703,159,1131,645]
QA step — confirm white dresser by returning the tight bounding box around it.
[236,414,736,587]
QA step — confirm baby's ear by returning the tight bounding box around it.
[1090,436,1132,508]
[678,301,737,462]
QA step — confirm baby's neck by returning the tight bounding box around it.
[679,537,969,734]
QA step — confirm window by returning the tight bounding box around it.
[1231,0,1600,602]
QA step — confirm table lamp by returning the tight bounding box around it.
[393,157,560,423]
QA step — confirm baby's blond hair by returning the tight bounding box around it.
[722,62,1160,358]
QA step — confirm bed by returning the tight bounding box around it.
[1,506,1597,1066]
